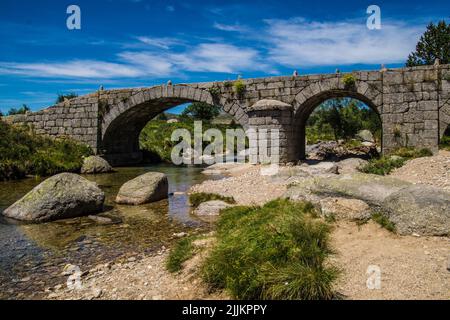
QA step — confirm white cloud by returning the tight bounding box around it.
[263,18,423,66]
[0,60,143,79]
[213,23,249,33]
[135,36,183,49]
[169,43,268,73]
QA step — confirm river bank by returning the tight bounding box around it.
[0,164,218,299]
[2,153,449,300]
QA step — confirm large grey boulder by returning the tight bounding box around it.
[285,173,410,205]
[81,156,113,174]
[115,172,168,205]
[383,185,450,236]
[319,197,371,221]
[337,158,368,174]
[3,173,105,223]
[194,200,233,216]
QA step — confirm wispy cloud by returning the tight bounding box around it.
[213,22,249,33]
[263,18,423,66]
[134,36,184,49]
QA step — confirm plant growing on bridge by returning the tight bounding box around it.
[342,74,356,88]
[406,20,450,67]
[202,199,339,300]
[233,80,246,98]
[208,86,220,97]
[7,104,30,116]
[56,93,78,104]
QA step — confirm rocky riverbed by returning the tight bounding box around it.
[2,152,450,300]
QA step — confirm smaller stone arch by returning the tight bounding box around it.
[292,79,384,160]
[100,84,248,165]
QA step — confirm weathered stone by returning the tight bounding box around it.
[81,156,113,174]
[320,197,371,221]
[337,158,368,174]
[115,172,168,205]
[383,185,450,236]
[356,130,375,143]
[3,173,105,222]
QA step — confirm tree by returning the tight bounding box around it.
[406,20,450,67]
[181,102,220,121]
[56,93,78,104]
[7,104,30,115]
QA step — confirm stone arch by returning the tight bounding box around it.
[292,80,383,160]
[100,85,248,165]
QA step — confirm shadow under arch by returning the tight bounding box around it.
[293,89,383,160]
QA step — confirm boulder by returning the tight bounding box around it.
[356,130,375,143]
[194,200,232,216]
[3,173,105,222]
[382,185,450,236]
[285,173,410,205]
[115,172,168,205]
[167,119,179,123]
[316,173,411,204]
[81,156,113,174]
[319,197,371,221]
[337,158,368,174]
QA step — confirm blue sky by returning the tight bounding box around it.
[0,0,448,113]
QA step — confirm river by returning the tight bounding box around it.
[0,164,217,299]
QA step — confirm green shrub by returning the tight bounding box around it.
[202,199,339,300]
[392,147,432,159]
[0,120,92,180]
[208,86,220,96]
[233,80,246,97]
[189,192,236,208]
[360,156,405,175]
[342,74,356,88]
[166,237,194,273]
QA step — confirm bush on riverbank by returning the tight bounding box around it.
[201,199,339,300]
[0,120,92,180]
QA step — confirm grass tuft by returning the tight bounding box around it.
[201,199,339,300]
[371,212,396,233]
[166,237,195,273]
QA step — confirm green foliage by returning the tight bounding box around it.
[56,93,78,104]
[189,192,236,208]
[202,199,339,300]
[372,212,396,233]
[360,156,405,175]
[7,104,30,115]
[306,98,381,143]
[0,120,92,180]
[181,102,221,121]
[208,86,220,96]
[233,80,246,97]
[360,147,433,175]
[440,134,450,151]
[223,81,233,88]
[139,120,242,163]
[406,20,450,67]
[155,112,168,121]
[392,147,433,158]
[166,237,195,273]
[342,74,356,88]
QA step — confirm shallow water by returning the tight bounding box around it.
[0,164,217,299]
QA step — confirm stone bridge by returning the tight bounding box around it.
[6,64,450,165]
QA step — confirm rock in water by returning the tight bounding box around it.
[383,185,450,236]
[81,156,113,174]
[3,173,105,222]
[356,130,375,143]
[194,200,232,216]
[115,172,168,205]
